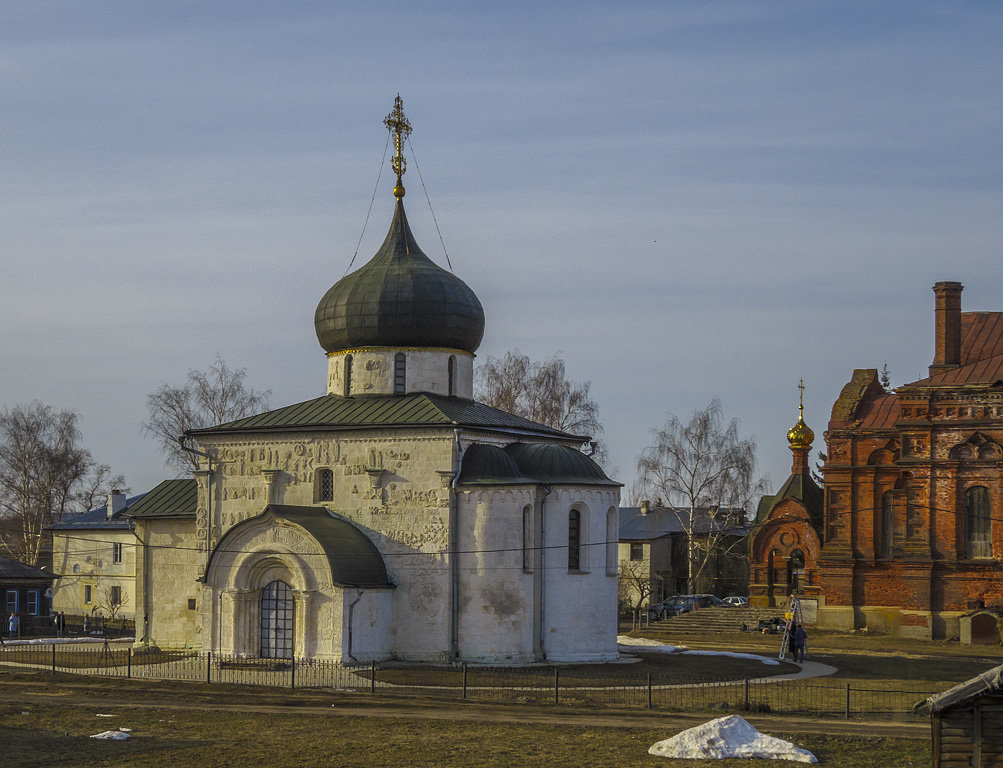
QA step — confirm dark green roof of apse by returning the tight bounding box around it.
[314,199,485,354]
[126,479,198,519]
[189,393,582,441]
[504,442,620,486]
[457,443,535,485]
[206,505,394,589]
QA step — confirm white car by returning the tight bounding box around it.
[723,596,748,606]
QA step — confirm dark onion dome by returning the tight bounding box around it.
[504,443,620,486]
[315,199,485,354]
[457,443,532,485]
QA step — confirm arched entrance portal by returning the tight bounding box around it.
[260,580,294,659]
[787,549,806,596]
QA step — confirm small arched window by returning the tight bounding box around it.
[568,509,581,571]
[880,490,894,558]
[448,355,456,396]
[965,486,992,559]
[317,468,334,502]
[606,507,618,576]
[343,355,353,397]
[522,505,533,572]
[394,353,406,394]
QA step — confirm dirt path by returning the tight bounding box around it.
[11,686,927,740]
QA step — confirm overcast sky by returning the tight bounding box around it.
[2,1,1002,497]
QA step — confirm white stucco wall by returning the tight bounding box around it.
[51,528,137,620]
[326,348,474,398]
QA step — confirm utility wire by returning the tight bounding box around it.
[344,131,391,277]
[406,135,452,271]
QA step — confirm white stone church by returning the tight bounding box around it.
[127,101,620,664]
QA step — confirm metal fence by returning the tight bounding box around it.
[0,643,939,718]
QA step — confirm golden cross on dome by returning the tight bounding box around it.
[384,94,412,198]
[797,378,805,418]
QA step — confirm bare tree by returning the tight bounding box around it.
[618,558,655,612]
[475,350,605,460]
[0,402,122,566]
[636,399,766,594]
[144,357,270,473]
[93,584,128,621]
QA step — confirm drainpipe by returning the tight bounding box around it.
[537,483,552,661]
[346,589,363,663]
[449,428,464,661]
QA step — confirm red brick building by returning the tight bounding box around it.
[752,282,1003,638]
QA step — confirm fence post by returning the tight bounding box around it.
[647,673,653,709]
[51,643,56,674]
[554,667,559,705]
[744,677,750,709]
[371,660,376,694]
[127,647,132,679]
[291,656,296,689]
[462,663,468,700]
[845,683,850,719]
[207,651,212,684]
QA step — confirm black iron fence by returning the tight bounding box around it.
[0,643,939,718]
[2,615,134,640]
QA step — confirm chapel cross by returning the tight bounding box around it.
[384,94,412,198]
[798,378,806,418]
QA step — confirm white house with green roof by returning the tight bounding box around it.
[126,100,620,664]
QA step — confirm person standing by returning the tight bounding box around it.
[56,611,65,637]
[793,624,808,662]
[8,612,19,639]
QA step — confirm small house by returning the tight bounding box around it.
[925,663,1003,768]
[1,556,55,635]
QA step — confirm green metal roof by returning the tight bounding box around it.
[755,472,823,532]
[205,505,394,589]
[189,393,582,441]
[126,479,198,519]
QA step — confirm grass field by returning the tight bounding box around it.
[0,699,930,768]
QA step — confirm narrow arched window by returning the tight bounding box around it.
[317,468,334,502]
[880,491,894,558]
[448,355,456,396]
[606,507,618,576]
[965,486,992,559]
[344,355,353,397]
[394,353,406,394]
[568,509,581,571]
[522,505,533,572]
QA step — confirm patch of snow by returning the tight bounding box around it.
[649,715,816,763]
[95,714,114,717]
[617,636,777,665]
[90,730,131,740]
[119,727,132,732]
[2,636,135,646]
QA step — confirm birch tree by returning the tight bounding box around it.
[0,402,123,566]
[636,399,765,594]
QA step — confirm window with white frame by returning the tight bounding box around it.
[27,590,39,615]
[113,542,124,564]
[83,584,92,604]
[5,590,16,615]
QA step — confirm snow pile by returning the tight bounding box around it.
[617,636,778,666]
[3,636,135,646]
[648,715,816,763]
[90,730,131,741]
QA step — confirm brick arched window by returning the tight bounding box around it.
[965,486,992,559]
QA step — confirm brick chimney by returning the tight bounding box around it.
[930,281,963,377]
[106,489,127,519]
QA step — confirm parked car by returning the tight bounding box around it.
[646,594,725,620]
[724,596,749,607]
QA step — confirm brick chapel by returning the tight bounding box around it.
[751,281,1003,639]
